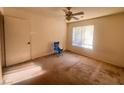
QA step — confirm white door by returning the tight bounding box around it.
[4,16,31,66]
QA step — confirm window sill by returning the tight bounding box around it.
[72,44,93,50]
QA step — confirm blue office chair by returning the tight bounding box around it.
[53,41,63,56]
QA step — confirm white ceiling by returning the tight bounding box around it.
[17,7,124,22]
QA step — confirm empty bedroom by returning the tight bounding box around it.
[0,7,124,85]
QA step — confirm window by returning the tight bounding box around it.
[72,25,94,49]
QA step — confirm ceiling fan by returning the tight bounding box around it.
[63,7,84,21]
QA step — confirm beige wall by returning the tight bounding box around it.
[67,13,124,67]
[0,8,4,14]
[3,8,66,60]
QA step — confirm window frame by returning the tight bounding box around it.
[72,25,94,49]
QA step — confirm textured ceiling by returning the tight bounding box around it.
[12,7,124,22]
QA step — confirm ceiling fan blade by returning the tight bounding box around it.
[80,16,83,18]
[72,12,84,16]
[72,16,79,20]
[62,9,68,14]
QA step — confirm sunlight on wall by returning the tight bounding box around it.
[3,62,47,84]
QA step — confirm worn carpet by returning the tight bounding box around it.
[3,51,124,85]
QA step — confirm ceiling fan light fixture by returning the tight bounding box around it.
[66,16,71,21]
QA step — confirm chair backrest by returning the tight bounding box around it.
[54,42,59,49]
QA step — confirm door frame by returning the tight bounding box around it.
[0,14,5,84]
